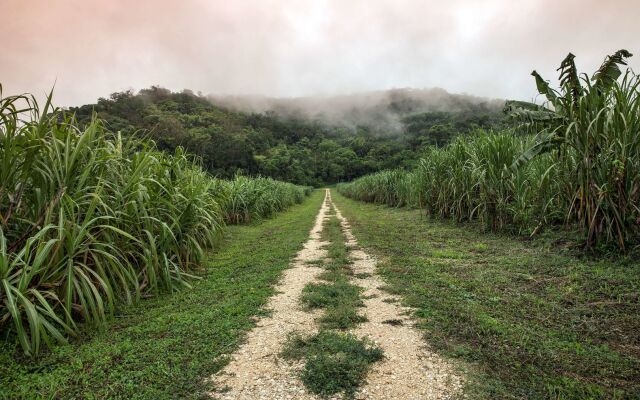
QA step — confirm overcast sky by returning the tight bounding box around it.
[1,0,639,107]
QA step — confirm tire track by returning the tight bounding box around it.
[210,190,332,400]
[333,203,463,399]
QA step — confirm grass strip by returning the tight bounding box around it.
[301,214,364,330]
[282,331,383,398]
[287,207,381,398]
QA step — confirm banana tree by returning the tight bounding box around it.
[505,49,633,169]
[506,50,639,249]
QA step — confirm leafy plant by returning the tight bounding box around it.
[0,88,310,355]
[506,50,639,248]
[340,50,639,251]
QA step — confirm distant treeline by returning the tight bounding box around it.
[70,87,505,186]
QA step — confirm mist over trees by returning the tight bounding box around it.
[209,88,505,133]
[70,86,505,186]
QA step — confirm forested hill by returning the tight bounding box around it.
[70,86,506,186]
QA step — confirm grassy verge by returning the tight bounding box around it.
[0,190,324,400]
[331,190,640,399]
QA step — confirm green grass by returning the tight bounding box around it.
[281,331,384,398]
[300,214,364,330]
[321,217,354,277]
[0,190,324,400]
[332,190,640,399]
[301,281,362,311]
[318,305,367,331]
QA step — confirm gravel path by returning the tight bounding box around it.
[209,190,332,400]
[333,207,463,399]
[210,190,463,399]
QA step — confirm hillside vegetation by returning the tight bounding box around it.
[70,87,505,186]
